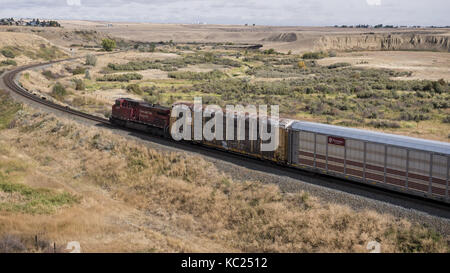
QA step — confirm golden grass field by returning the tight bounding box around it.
[0,90,448,253]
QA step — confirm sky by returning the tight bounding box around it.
[0,0,448,26]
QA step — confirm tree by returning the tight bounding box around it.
[102,39,116,52]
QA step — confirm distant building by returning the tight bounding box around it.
[0,18,60,27]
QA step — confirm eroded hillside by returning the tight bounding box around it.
[315,33,450,52]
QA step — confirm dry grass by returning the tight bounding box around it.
[0,89,448,253]
[0,32,68,66]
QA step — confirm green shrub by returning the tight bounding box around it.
[263,48,276,54]
[443,115,450,124]
[302,51,328,59]
[367,120,401,129]
[51,82,67,99]
[431,81,444,94]
[72,66,86,75]
[399,112,431,122]
[1,48,15,58]
[97,73,143,82]
[0,59,17,66]
[168,70,227,80]
[41,70,58,79]
[137,43,156,52]
[107,52,241,73]
[356,90,379,99]
[102,39,117,52]
[85,54,97,66]
[107,60,179,72]
[73,79,85,91]
[327,62,351,69]
[126,84,143,95]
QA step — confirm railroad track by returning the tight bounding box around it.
[1,58,449,222]
[2,58,111,125]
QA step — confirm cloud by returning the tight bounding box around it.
[366,0,381,6]
[66,0,81,6]
[0,0,448,26]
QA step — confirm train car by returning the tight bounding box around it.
[111,99,450,204]
[170,102,294,163]
[287,121,450,203]
[110,98,171,136]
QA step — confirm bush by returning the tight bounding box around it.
[72,66,86,75]
[1,48,15,58]
[263,48,276,54]
[126,84,143,95]
[97,73,143,82]
[356,90,379,99]
[137,43,156,52]
[107,60,179,72]
[85,54,97,66]
[431,81,444,94]
[302,51,328,59]
[297,61,307,69]
[0,234,25,253]
[41,70,58,80]
[327,62,351,69]
[168,70,226,80]
[51,82,67,99]
[73,79,85,91]
[399,112,431,122]
[367,120,401,129]
[102,39,116,52]
[442,115,450,124]
[0,59,17,66]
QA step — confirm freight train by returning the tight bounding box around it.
[110,97,450,204]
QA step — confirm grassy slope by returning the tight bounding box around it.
[0,89,448,253]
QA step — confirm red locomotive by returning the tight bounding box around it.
[110,98,171,136]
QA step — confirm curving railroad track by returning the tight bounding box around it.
[2,59,110,125]
[1,58,449,224]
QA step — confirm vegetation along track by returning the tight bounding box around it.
[1,58,449,225]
